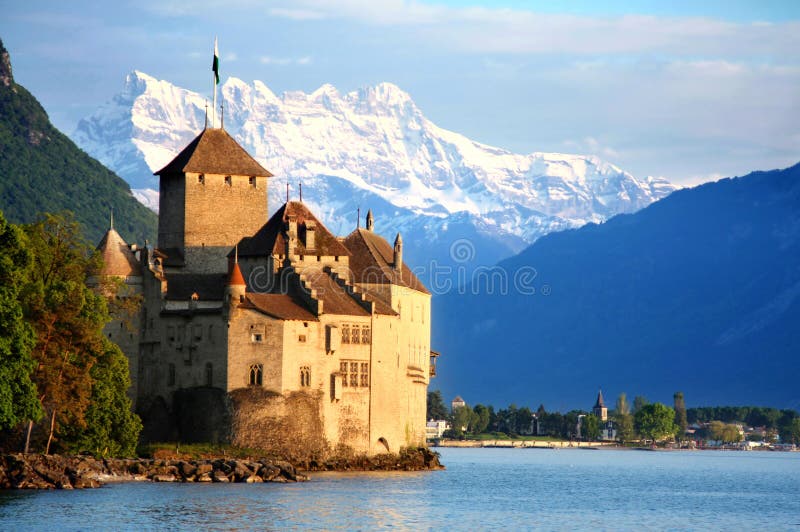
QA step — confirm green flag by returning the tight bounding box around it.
[212,37,219,85]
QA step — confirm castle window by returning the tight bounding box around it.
[249,176,256,187]
[168,363,176,386]
[249,364,263,386]
[349,362,358,387]
[360,363,369,387]
[205,363,213,386]
[224,175,232,186]
[298,334,306,343]
[251,333,263,343]
[341,325,350,344]
[361,326,371,344]
[198,174,205,184]
[351,325,360,344]
[340,361,348,387]
[300,366,310,387]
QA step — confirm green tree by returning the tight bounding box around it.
[633,395,649,414]
[427,390,448,420]
[63,340,142,456]
[784,418,800,445]
[472,404,491,434]
[614,393,634,442]
[451,405,475,436]
[673,392,688,439]
[582,414,600,441]
[21,213,140,455]
[634,403,677,442]
[709,421,743,443]
[0,211,42,431]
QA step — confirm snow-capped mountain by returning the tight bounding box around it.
[72,71,675,277]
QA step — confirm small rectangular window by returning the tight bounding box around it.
[225,175,232,186]
[340,361,348,387]
[252,333,263,343]
[361,326,370,344]
[198,174,205,184]
[249,176,256,187]
[298,334,306,343]
[341,325,350,344]
[351,325,360,344]
[193,324,203,342]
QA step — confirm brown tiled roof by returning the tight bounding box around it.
[165,273,226,300]
[242,293,319,321]
[96,228,142,277]
[303,270,371,316]
[235,201,350,258]
[359,287,398,316]
[344,228,429,294]
[155,128,273,177]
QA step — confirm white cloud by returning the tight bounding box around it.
[260,55,312,66]
[268,7,326,21]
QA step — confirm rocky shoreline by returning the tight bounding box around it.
[0,448,443,490]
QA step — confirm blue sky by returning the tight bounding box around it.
[1,0,798,185]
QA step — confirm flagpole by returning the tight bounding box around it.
[212,37,218,128]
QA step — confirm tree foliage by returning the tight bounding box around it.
[426,390,448,421]
[16,212,141,455]
[673,391,688,439]
[582,414,600,441]
[614,393,634,442]
[634,403,677,442]
[633,396,649,414]
[709,421,743,443]
[0,211,42,430]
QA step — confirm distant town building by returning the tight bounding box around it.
[451,395,466,412]
[426,420,450,440]
[600,420,617,441]
[593,389,608,421]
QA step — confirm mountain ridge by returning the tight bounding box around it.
[432,162,800,410]
[72,70,675,274]
[0,40,156,244]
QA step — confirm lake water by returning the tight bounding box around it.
[2,448,800,530]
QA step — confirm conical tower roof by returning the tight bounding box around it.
[155,128,273,177]
[594,389,605,409]
[96,227,142,277]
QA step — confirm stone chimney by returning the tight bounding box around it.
[304,220,316,251]
[366,209,374,232]
[393,232,403,272]
[285,213,298,257]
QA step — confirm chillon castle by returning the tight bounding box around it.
[98,126,437,457]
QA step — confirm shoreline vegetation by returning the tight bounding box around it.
[0,447,443,490]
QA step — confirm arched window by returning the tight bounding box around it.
[300,366,310,387]
[249,363,263,386]
[205,362,213,387]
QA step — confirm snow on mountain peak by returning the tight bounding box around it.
[71,71,677,268]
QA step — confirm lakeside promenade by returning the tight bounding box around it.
[434,439,616,449]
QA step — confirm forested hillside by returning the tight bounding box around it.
[0,38,155,244]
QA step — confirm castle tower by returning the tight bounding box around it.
[593,389,608,421]
[95,219,143,405]
[155,128,273,274]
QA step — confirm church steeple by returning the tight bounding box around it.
[593,389,608,421]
